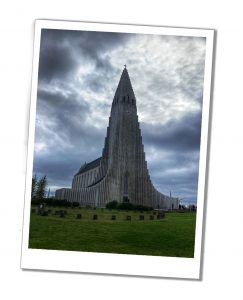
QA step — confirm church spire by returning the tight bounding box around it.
[113,67,136,105]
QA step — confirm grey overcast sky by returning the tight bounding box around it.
[33,28,206,205]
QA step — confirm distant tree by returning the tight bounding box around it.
[31,174,38,200]
[36,175,48,201]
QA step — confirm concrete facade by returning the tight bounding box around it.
[55,68,179,209]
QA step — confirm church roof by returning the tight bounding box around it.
[113,67,136,103]
[75,157,101,176]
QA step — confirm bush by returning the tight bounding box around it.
[106,201,118,209]
[132,204,152,211]
[117,202,134,210]
[105,201,152,211]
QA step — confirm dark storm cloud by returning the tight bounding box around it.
[34,87,106,187]
[38,29,131,82]
[38,46,75,82]
[37,88,91,142]
[140,111,202,152]
[33,155,77,188]
[147,150,199,174]
[33,141,103,190]
[140,111,202,204]
[148,152,200,204]
[153,168,199,199]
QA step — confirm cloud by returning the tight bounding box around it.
[34,86,106,186]
[141,110,202,152]
[38,29,131,82]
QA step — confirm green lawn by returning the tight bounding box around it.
[28,207,196,258]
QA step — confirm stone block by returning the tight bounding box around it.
[60,211,65,218]
[157,212,165,219]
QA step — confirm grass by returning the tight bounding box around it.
[28,207,196,258]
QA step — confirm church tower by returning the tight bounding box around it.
[55,67,179,209]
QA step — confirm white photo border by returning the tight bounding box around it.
[21,19,214,279]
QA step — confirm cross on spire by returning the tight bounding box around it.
[124,64,126,69]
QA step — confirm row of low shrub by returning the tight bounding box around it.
[31,198,154,211]
[106,200,152,211]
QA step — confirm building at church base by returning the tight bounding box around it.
[55,67,179,210]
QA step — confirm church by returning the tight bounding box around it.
[55,67,179,209]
